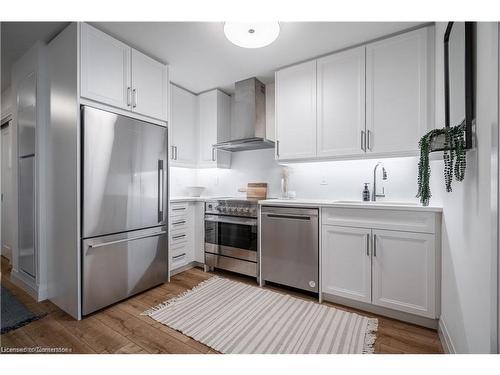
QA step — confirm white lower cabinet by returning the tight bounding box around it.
[322,226,371,303]
[371,229,436,318]
[169,201,205,273]
[321,208,440,320]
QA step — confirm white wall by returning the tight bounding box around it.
[435,22,498,353]
[1,87,13,119]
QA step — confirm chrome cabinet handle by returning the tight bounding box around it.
[171,145,175,160]
[172,207,186,211]
[276,140,280,158]
[127,87,132,107]
[158,160,164,222]
[132,88,137,108]
[373,234,377,257]
[172,220,186,225]
[361,130,366,151]
[172,234,186,239]
[211,148,216,161]
[175,146,178,160]
[172,253,186,260]
[366,233,370,256]
[88,231,166,249]
[367,130,372,151]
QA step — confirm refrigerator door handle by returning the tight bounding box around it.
[158,160,164,222]
[87,230,167,249]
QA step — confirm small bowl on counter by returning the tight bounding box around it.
[185,186,205,197]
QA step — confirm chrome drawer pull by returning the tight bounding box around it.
[172,253,186,260]
[172,234,186,240]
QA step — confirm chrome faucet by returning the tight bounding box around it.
[372,162,388,201]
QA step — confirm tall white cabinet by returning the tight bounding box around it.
[275,25,434,162]
[80,23,168,121]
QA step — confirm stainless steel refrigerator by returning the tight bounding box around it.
[81,106,168,315]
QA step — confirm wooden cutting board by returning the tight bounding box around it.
[246,183,268,200]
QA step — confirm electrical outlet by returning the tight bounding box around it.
[320,176,328,185]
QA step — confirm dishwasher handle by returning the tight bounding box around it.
[265,213,312,221]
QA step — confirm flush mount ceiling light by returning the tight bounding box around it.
[224,22,280,48]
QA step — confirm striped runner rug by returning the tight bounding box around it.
[144,276,378,354]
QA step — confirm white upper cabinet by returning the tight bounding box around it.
[198,89,231,168]
[275,60,317,160]
[317,46,366,157]
[366,27,433,154]
[371,229,436,318]
[170,84,198,167]
[131,49,168,121]
[322,225,372,303]
[80,23,168,121]
[80,23,131,110]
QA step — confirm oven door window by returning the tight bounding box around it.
[205,219,257,251]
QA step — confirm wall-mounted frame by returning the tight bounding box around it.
[444,21,474,149]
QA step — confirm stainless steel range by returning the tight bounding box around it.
[204,199,258,278]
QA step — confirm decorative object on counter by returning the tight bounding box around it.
[417,121,467,206]
[145,276,378,354]
[362,183,371,202]
[186,186,205,197]
[247,182,268,200]
[280,166,290,199]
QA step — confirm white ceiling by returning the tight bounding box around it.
[95,22,425,94]
[1,22,426,94]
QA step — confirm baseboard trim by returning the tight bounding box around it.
[170,261,202,276]
[10,268,38,300]
[438,318,456,354]
[322,292,438,329]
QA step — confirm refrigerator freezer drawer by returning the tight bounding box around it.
[82,227,168,315]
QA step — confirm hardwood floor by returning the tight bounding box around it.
[0,257,443,354]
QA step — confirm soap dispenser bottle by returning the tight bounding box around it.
[362,183,370,202]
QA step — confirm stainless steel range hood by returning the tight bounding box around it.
[213,77,275,152]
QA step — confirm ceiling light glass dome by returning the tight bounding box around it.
[224,22,280,49]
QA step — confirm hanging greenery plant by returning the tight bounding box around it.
[416,121,467,206]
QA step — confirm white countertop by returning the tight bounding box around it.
[257,199,443,213]
[170,196,442,212]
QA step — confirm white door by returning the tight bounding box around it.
[317,46,366,157]
[321,226,372,303]
[275,60,317,160]
[371,229,436,318]
[1,123,13,261]
[80,23,131,109]
[366,27,433,154]
[170,84,198,167]
[131,49,168,120]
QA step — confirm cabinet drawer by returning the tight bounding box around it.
[170,202,188,217]
[170,229,188,246]
[170,216,188,231]
[321,207,437,234]
[171,252,188,269]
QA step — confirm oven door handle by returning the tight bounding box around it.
[205,215,257,226]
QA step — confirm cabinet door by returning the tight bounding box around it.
[372,229,436,318]
[317,47,366,157]
[275,60,317,160]
[170,84,198,167]
[197,90,231,168]
[80,23,131,109]
[366,27,433,154]
[131,49,168,120]
[321,226,371,303]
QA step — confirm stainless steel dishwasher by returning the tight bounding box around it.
[261,206,319,293]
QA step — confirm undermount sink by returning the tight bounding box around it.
[334,200,420,206]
